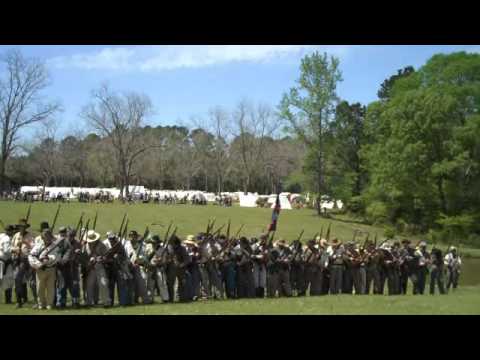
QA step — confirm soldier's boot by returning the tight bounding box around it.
[22,283,28,303]
[259,287,265,298]
[5,289,12,304]
[72,297,81,309]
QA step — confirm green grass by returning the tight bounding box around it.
[1,201,478,257]
[2,286,479,315]
[1,201,479,315]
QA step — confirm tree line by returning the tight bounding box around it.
[1,49,479,244]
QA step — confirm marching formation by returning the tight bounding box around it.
[0,208,463,310]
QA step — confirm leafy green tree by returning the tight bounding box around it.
[279,51,342,215]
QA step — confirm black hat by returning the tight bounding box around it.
[5,224,16,232]
[18,218,31,229]
[129,230,139,237]
[40,221,50,231]
[58,226,67,234]
[152,235,161,243]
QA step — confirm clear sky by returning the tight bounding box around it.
[1,45,479,137]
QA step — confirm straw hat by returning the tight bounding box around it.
[186,235,195,242]
[184,239,197,247]
[84,230,101,243]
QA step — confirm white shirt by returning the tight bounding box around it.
[0,233,12,261]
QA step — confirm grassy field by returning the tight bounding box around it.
[1,286,479,315]
[1,201,479,315]
[1,201,478,257]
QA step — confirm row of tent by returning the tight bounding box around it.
[18,186,342,210]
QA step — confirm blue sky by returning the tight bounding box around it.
[1,45,479,137]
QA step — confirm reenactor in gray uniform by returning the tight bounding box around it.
[289,239,306,296]
[236,237,255,298]
[207,235,224,299]
[276,239,292,297]
[11,219,35,308]
[126,230,153,304]
[28,229,59,310]
[342,242,354,294]
[194,235,210,299]
[304,239,322,295]
[81,230,111,307]
[150,237,171,303]
[329,239,345,295]
[104,231,131,306]
[365,241,381,294]
[185,237,201,300]
[350,243,366,295]
[384,242,401,295]
[429,246,445,295]
[252,235,268,298]
[0,225,16,304]
[55,227,72,308]
[444,246,461,292]
[398,240,415,294]
[172,236,193,302]
[414,241,430,295]
[266,243,280,297]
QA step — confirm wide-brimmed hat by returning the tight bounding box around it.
[39,221,50,231]
[106,231,116,240]
[419,241,427,247]
[84,230,101,243]
[186,235,195,242]
[184,239,197,247]
[277,239,287,246]
[449,246,457,252]
[58,226,67,234]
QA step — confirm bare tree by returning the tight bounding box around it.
[0,49,60,191]
[230,100,279,193]
[81,84,153,197]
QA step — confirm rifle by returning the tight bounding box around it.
[233,224,245,239]
[51,204,61,232]
[212,224,226,238]
[118,213,127,237]
[374,233,378,247]
[92,211,98,231]
[226,219,231,241]
[25,204,32,224]
[326,223,331,241]
[296,229,305,242]
[319,226,324,240]
[207,218,216,235]
[142,226,150,242]
[75,212,85,236]
[163,221,173,243]
[121,219,129,240]
[37,238,66,269]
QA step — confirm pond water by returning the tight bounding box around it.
[460,258,480,286]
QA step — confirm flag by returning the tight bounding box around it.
[268,194,281,232]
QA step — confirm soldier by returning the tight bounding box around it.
[429,246,445,295]
[103,231,131,306]
[444,246,461,293]
[11,218,35,308]
[289,239,306,296]
[414,241,430,295]
[28,229,59,310]
[0,225,16,304]
[329,239,345,295]
[350,243,366,295]
[219,238,237,299]
[54,226,72,308]
[252,235,268,298]
[276,239,292,297]
[342,242,354,294]
[125,230,152,304]
[82,230,111,308]
[384,242,401,295]
[266,241,280,297]
[318,238,332,295]
[207,235,224,299]
[304,239,322,296]
[398,240,415,294]
[364,241,380,294]
[184,237,201,300]
[172,235,193,302]
[64,228,82,308]
[236,237,255,298]
[150,236,170,303]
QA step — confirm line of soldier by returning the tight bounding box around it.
[0,219,463,310]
